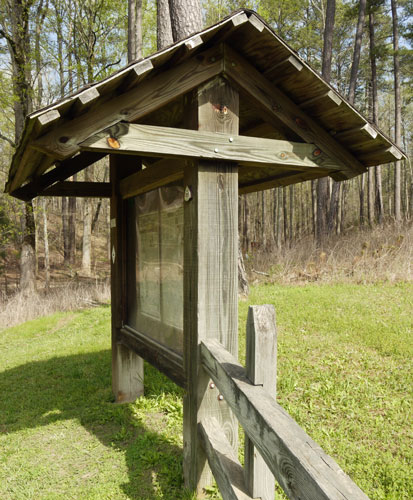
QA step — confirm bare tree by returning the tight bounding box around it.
[1,0,37,294]
[128,0,143,61]
[368,5,383,223]
[348,0,367,105]
[157,0,173,49]
[317,0,336,244]
[391,0,402,221]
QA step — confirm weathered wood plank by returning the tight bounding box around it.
[10,152,106,201]
[185,34,203,51]
[263,54,303,78]
[239,170,325,194]
[43,181,111,198]
[199,418,254,500]
[299,90,342,110]
[110,154,144,403]
[119,158,185,199]
[80,122,342,172]
[71,87,100,115]
[223,44,367,178]
[119,326,185,389]
[37,109,60,127]
[119,59,154,92]
[201,339,370,500]
[183,77,239,495]
[358,145,403,162]
[244,305,276,500]
[32,45,225,160]
[334,123,378,141]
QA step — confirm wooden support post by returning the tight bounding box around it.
[183,76,239,495]
[244,305,277,500]
[110,154,144,403]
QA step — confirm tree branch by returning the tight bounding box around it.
[0,131,15,147]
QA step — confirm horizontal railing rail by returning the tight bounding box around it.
[200,336,370,500]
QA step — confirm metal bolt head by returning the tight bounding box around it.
[209,382,215,389]
[218,394,224,401]
[184,186,192,202]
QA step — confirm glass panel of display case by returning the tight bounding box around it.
[127,183,184,354]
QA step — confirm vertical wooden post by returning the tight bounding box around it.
[110,154,144,403]
[183,76,239,495]
[244,305,277,500]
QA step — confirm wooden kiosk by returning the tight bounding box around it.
[6,10,405,500]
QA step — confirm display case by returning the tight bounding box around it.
[127,183,184,355]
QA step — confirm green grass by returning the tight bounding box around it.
[0,283,412,499]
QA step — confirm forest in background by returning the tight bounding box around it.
[0,0,412,302]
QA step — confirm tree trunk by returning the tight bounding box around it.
[62,196,70,262]
[42,198,50,289]
[168,0,202,42]
[238,241,249,296]
[81,168,93,275]
[128,0,143,61]
[68,177,77,265]
[321,0,336,82]
[283,187,288,244]
[348,0,366,104]
[311,180,317,237]
[327,181,340,233]
[368,167,374,226]
[368,7,383,223]
[34,0,46,107]
[391,0,402,221]
[318,0,336,245]
[359,173,366,226]
[157,0,173,49]
[2,0,37,294]
[20,201,37,295]
[261,191,266,249]
[67,12,76,265]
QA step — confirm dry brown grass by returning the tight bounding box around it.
[248,222,413,285]
[0,279,110,329]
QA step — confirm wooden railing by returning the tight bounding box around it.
[198,305,370,500]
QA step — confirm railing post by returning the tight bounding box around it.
[244,305,277,500]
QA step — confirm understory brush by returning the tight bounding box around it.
[247,222,413,284]
[0,279,110,329]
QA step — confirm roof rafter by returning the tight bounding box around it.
[30,45,226,162]
[222,44,367,180]
[10,152,106,201]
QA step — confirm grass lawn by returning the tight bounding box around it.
[0,283,411,499]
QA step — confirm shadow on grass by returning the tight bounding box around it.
[0,349,186,499]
